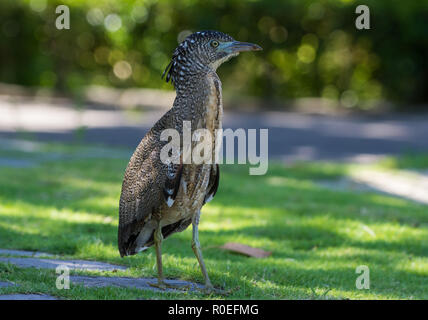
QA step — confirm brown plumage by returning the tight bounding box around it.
[118,30,261,292]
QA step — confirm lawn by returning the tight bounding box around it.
[0,141,427,299]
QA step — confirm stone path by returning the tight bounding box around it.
[0,158,36,168]
[318,168,428,205]
[0,257,127,272]
[2,95,428,162]
[0,281,15,288]
[0,249,204,299]
[0,294,59,300]
[70,275,204,292]
[349,168,428,205]
[1,276,59,300]
[0,249,55,258]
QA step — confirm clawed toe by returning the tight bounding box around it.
[200,284,230,295]
[149,280,191,291]
[149,280,231,295]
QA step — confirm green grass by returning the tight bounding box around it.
[0,143,427,299]
[378,153,428,170]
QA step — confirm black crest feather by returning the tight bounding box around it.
[162,30,234,87]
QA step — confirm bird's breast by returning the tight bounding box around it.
[204,74,223,133]
[160,164,212,226]
[159,73,223,227]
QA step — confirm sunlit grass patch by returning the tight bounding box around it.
[0,143,427,299]
[378,153,428,170]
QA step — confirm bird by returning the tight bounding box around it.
[118,30,262,293]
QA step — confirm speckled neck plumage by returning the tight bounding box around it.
[161,31,232,128]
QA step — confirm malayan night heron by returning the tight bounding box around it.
[118,30,262,293]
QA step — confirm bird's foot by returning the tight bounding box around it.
[149,280,191,291]
[199,284,230,296]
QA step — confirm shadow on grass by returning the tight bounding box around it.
[1,160,427,250]
[0,158,427,298]
[0,214,117,256]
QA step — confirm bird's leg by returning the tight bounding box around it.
[191,214,227,295]
[149,223,190,291]
[148,223,167,289]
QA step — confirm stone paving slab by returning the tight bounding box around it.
[0,294,59,300]
[0,249,55,258]
[70,275,204,293]
[0,257,127,272]
[0,250,204,293]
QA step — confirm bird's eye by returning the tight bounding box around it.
[210,40,219,48]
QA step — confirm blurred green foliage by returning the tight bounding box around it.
[0,0,427,109]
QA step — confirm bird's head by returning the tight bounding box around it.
[163,30,262,87]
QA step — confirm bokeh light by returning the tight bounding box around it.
[104,14,122,32]
[0,0,426,109]
[113,61,133,80]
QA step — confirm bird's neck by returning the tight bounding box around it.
[174,64,212,94]
[173,70,223,132]
[175,67,219,99]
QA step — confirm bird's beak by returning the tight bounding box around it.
[220,41,263,54]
